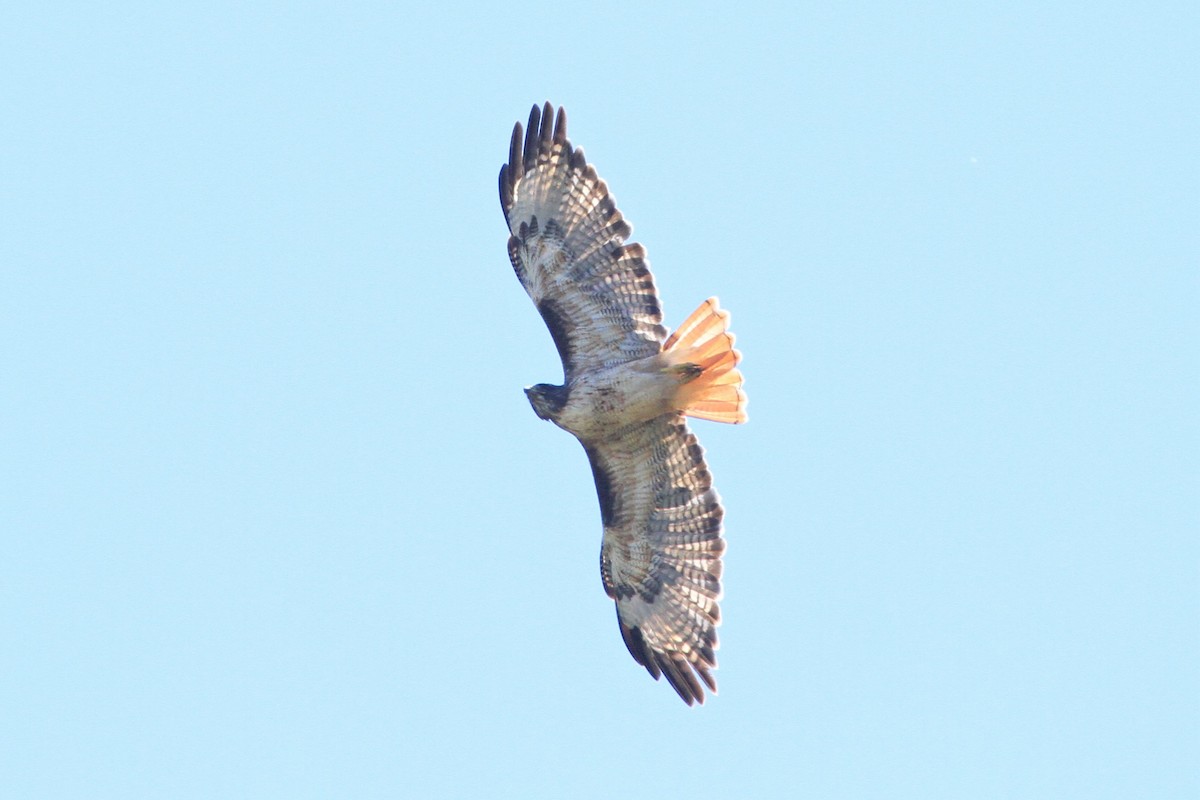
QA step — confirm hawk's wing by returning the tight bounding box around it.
[585,415,725,705]
[499,103,666,380]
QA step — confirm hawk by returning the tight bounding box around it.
[499,103,747,705]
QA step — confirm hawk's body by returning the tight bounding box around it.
[499,103,746,705]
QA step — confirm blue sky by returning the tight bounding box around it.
[2,2,1196,797]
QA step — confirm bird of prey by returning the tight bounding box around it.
[499,103,747,705]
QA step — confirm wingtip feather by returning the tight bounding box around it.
[553,105,567,142]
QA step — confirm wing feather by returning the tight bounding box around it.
[499,103,666,380]
[586,415,726,705]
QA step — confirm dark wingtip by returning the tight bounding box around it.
[553,105,567,143]
[618,617,711,706]
[539,101,553,148]
[523,104,541,172]
[658,653,705,706]
[697,666,717,694]
[502,103,577,217]
[508,120,523,180]
[500,120,524,216]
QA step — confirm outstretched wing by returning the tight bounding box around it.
[499,102,666,380]
[585,415,725,705]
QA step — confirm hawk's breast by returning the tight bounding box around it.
[555,356,677,441]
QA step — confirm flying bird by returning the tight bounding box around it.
[499,103,747,705]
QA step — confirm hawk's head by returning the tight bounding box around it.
[524,383,568,421]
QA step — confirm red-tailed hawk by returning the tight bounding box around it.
[499,103,747,705]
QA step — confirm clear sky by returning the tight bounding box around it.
[2,2,1196,798]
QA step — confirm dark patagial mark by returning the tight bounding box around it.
[536,298,576,377]
[583,445,617,528]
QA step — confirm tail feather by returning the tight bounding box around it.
[686,402,746,424]
[695,348,738,374]
[664,299,728,351]
[663,297,748,425]
[706,369,743,387]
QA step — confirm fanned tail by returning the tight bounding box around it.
[663,298,748,424]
